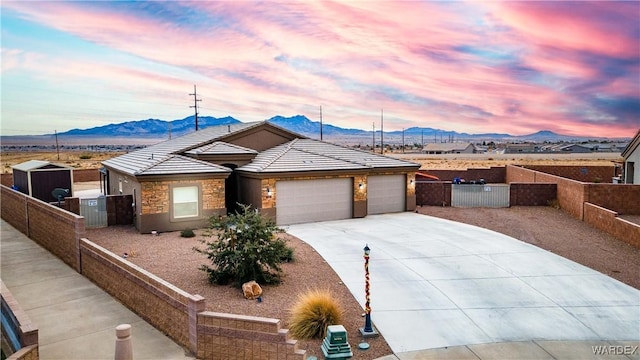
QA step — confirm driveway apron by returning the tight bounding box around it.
[286,212,640,354]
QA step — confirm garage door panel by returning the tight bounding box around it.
[277,178,352,225]
[368,175,405,214]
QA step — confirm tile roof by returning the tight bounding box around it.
[12,160,71,171]
[134,155,231,176]
[184,142,258,156]
[103,122,260,175]
[237,139,420,173]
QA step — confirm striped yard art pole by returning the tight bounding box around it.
[360,244,379,339]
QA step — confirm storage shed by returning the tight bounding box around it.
[11,160,74,202]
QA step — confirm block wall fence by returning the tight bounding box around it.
[505,165,640,247]
[1,281,39,360]
[0,185,306,359]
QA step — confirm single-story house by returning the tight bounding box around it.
[422,143,475,154]
[102,121,420,232]
[621,129,640,184]
[11,160,74,202]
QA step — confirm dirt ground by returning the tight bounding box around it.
[86,206,639,359]
[1,150,622,173]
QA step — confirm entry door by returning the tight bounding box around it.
[367,175,406,214]
[276,178,352,225]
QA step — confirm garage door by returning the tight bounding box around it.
[368,175,406,214]
[276,178,352,225]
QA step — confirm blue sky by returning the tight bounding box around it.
[1,1,638,137]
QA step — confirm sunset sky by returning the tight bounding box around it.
[1,1,639,137]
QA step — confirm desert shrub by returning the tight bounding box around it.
[180,229,195,238]
[280,246,295,262]
[289,289,343,340]
[547,199,560,209]
[79,153,92,159]
[194,204,293,287]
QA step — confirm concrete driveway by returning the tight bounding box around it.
[286,212,640,354]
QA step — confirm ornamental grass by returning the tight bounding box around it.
[288,289,343,340]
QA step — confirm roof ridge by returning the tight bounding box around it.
[259,139,299,171]
[292,139,373,168]
[134,154,172,175]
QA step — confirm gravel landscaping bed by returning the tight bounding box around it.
[86,226,392,359]
[87,206,639,359]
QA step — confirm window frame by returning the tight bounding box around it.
[170,184,202,221]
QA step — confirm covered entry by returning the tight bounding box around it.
[367,175,406,214]
[276,178,352,225]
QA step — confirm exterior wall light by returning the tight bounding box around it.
[359,182,364,190]
[266,187,272,198]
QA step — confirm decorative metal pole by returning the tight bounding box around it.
[360,244,378,338]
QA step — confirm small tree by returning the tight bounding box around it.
[194,204,292,287]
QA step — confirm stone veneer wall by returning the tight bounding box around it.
[584,203,640,248]
[1,281,39,360]
[140,179,225,215]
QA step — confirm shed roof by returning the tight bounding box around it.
[12,160,71,172]
[237,139,420,173]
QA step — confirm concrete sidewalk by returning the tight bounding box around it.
[0,219,193,360]
[287,212,640,359]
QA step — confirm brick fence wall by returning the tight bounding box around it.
[420,167,506,183]
[1,280,39,360]
[196,312,305,359]
[523,165,615,183]
[509,183,557,206]
[79,240,194,350]
[584,203,640,248]
[73,169,101,182]
[586,184,640,215]
[506,166,587,219]
[1,185,83,271]
[416,181,451,206]
[1,184,306,359]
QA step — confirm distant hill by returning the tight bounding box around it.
[52,115,240,138]
[2,114,629,146]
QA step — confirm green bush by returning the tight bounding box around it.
[194,204,293,287]
[289,289,343,340]
[79,153,92,159]
[181,229,195,238]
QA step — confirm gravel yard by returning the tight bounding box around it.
[87,206,639,358]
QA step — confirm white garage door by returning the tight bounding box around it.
[276,178,352,225]
[368,175,406,214]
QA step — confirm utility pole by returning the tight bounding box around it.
[189,85,202,131]
[402,128,405,153]
[380,109,384,154]
[421,129,424,149]
[372,122,375,152]
[168,122,172,140]
[55,130,60,160]
[320,105,323,141]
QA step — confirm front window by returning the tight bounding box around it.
[173,186,199,218]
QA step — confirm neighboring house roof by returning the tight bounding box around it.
[621,129,640,159]
[422,143,474,152]
[237,139,420,174]
[12,160,71,171]
[103,122,264,176]
[185,142,258,156]
[134,155,231,176]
